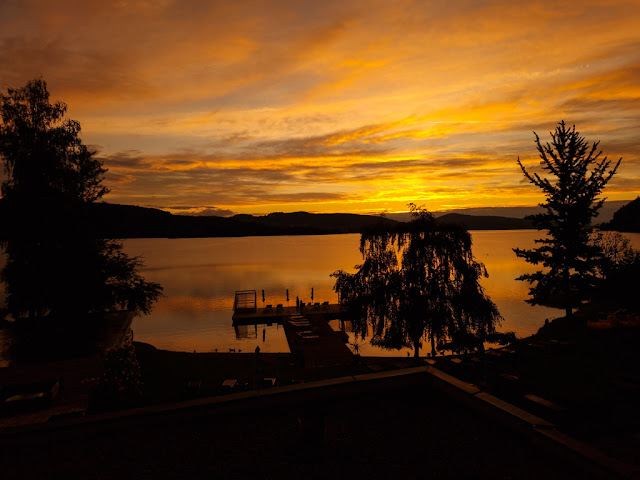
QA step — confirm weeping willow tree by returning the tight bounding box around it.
[332,206,512,358]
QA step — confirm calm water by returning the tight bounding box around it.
[2,231,639,358]
[122,231,640,357]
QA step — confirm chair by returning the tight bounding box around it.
[262,377,277,388]
[220,379,237,393]
[186,379,202,395]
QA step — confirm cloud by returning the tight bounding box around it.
[2,0,639,213]
[100,150,151,170]
[188,207,236,217]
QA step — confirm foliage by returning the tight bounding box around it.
[592,231,639,276]
[332,205,509,357]
[84,336,143,411]
[589,231,640,310]
[0,78,108,203]
[1,239,162,320]
[514,121,621,317]
[0,78,161,329]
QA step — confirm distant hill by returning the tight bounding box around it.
[0,200,275,239]
[385,208,541,222]
[436,213,534,230]
[231,211,397,234]
[386,200,633,223]
[84,203,283,238]
[601,197,640,233]
[6,199,633,239]
[82,204,399,238]
[0,201,398,239]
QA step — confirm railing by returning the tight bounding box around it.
[233,290,257,313]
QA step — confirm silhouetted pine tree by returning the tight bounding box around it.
[514,121,621,317]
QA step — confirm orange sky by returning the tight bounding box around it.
[1,0,639,215]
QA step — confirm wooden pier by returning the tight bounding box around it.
[282,313,354,367]
[232,291,354,367]
[232,303,346,325]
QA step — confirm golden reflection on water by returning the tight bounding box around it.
[3,232,639,357]
[123,231,639,357]
[124,235,361,354]
[125,232,640,355]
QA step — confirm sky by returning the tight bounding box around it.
[1,0,639,215]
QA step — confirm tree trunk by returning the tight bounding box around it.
[564,266,573,318]
[430,334,436,357]
[412,333,420,358]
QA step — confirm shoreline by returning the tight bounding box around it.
[2,313,639,473]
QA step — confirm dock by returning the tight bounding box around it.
[232,303,346,324]
[232,290,354,367]
[282,313,354,367]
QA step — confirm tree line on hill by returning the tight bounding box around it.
[0,201,543,240]
[2,197,637,241]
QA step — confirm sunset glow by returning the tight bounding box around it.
[1,0,638,214]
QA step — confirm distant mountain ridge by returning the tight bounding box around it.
[231,211,397,233]
[436,213,533,230]
[4,199,634,239]
[385,200,633,224]
[0,200,397,239]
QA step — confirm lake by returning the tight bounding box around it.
[2,230,638,358]
[121,230,640,357]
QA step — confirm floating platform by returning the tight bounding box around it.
[232,291,354,366]
[232,302,347,325]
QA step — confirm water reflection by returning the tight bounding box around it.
[4,231,639,358]
[122,231,640,356]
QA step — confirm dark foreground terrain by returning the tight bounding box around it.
[0,371,588,479]
[1,312,638,478]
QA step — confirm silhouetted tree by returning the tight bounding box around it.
[2,238,162,321]
[589,231,640,310]
[0,79,161,342]
[514,121,621,317]
[605,196,640,233]
[333,205,509,358]
[0,78,107,203]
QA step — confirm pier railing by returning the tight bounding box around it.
[233,290,257,313]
